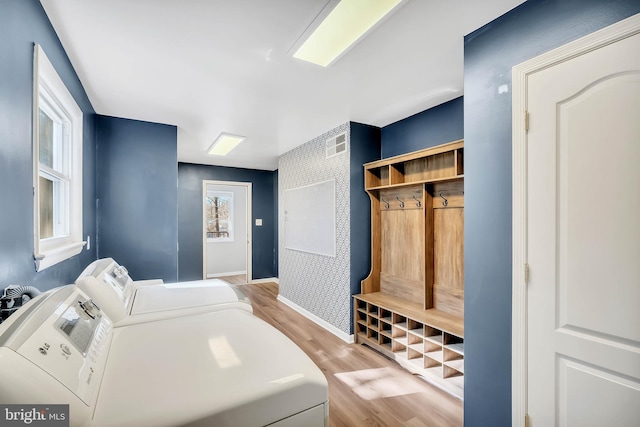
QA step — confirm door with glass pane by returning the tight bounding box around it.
[202,181,251,284]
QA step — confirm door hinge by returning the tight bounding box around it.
[525,111,530,132]
[525,413,530,427]
[524,263,530,285]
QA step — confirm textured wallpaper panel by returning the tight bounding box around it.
[278,123,351,334]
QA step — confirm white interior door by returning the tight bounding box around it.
[202,180,252,282]
[525,26,640,426]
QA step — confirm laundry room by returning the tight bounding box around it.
[1,1,639,426]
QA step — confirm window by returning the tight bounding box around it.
[33,44,84,271]
[205,192,234,242]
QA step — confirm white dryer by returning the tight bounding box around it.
[0,286,328,426]
[75,258,252,325]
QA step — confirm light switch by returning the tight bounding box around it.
[255,219,263,226]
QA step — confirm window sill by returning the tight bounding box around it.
[35,240,86,272]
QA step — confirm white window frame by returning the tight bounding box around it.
[33,44,85,271]
[205,191,234,243]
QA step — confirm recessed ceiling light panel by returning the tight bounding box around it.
[208,133,246,156]
[293,0,404,67]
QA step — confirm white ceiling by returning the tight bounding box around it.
[40,0,525,171]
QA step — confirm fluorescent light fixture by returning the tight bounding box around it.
[208,133,245,156]
[293,0,403,67]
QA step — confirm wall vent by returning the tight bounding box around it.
[326,132,347,159]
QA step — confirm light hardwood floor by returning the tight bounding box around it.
[237,282,463,427]
[216,274,247,285]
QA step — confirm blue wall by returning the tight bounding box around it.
[463,1,640,426]
[273,171,279,277]
[96,116,178,282]
[381,97,463,157]
[349,122,381,333]
[0,0,97,291]
[178,163,278,281]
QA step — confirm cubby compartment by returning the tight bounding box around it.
[423,354,442,369]
[365,166,389,189]
[424,341,443,364]
[392,339,407,354]
[392,326,406,340]
[424,326,443,345]
[456,148,464,176]
[389,163,405,185]
[356,311,367,327]
[443,360,464,377]
[380,319,393,337]
[380,335,392,351]
[393,313,407,329]
[368,316,379,329]
[407,339,423,356]
[444,336,463,358]
[367,303,379,315]
[380,308,392,323]
[355,321,368,339]
[408,319,425,338]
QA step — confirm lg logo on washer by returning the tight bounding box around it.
[1,405,68,426]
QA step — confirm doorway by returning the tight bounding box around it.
[512,14,640,427]
[202,180,252,283]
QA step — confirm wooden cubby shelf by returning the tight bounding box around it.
[356,140,465,400]
[353,293,464,398]
[364,140,464,191]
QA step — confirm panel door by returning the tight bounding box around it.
[526,29,640,426]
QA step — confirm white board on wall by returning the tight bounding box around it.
[284,179,336,257]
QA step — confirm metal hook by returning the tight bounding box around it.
[381,198,390,209]
[412,195,421,208]
[396,197,405,208]
[439,193,448,207]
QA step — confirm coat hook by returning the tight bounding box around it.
[412,195,421,207]
[439,193,448,207]
[381,198,390,209]
[396,197,405,208]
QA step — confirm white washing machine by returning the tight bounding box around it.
[0,286,328,426]
[75,258,252,325]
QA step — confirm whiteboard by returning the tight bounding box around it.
[284,179,336,257]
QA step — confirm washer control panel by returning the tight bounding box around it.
[17,289,112,406]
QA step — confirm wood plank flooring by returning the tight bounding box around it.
[237,282,463,427]
[215,274,247,285]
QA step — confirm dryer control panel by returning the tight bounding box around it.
[76,258,135,322]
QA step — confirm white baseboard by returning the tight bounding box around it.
[249,277,279,284]
[206,271,246,279]
[277,295,354,344]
